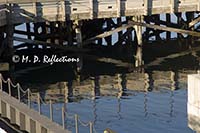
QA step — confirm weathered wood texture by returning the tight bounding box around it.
[0,0,200,26]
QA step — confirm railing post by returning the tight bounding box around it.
[8,78,11,96]
[0,74,2,91]
[62,106,65,129]
[28,88,31,108]
[75,114,79,133]
[90,122,93,133]
[37,93,41,114]
[17,83,20,102]
[49,100,53,121]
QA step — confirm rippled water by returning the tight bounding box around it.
[69,90,190,133]
[3,13,200,133]
[13,37,200,133]
[30,86,192,133]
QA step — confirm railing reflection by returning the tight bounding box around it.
[16,69,192,132]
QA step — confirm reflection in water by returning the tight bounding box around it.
[170,71,179,91]
[169,89,174,117]
[94,76,101,98]
[144,72,154,92]
[15,69,195,133]
[144,92,148,117]
[92,98,98,125]
[169,71,177,117]
[7,36,200,133]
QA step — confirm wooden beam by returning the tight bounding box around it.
[84,19,200,46]
[189,16,200,28]
[128,20,200,37]
[13,37,89,52]
[84,23,133,45]
[146,44,200,68]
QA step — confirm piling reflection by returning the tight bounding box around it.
[3,35,200,133]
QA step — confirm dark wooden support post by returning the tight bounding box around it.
[186,12,195,30]
[171,0,178,13]
[117,17,122,41]
[105,18,112,46]
[50,22,56,43]
[144,16,150,42]
[26,23,32,49]
[74,20,82,48]
[66,20,73,46]
[97,20,103,45]
[26,23,31,40]
[0,28,5,58]
[33,23,39,48]
[154,15,161,40]
[126,17,133,45]
[58,21,64,45]
[186,12,195,46]
[176,13,182,39]
[74,20,83,72]
[6,4,14,60]
[67,80,73,98]
[166,14,171,40]
[133,16,144,67]
[41,22,47,48]
[33,22,47,48]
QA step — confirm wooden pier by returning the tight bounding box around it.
[1,1,200,131]
[1,0,200,69]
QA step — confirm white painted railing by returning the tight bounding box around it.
[0,73,97,133]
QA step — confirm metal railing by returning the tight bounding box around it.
[0,73,98,133]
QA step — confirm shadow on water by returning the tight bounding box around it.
[2,36,200,133]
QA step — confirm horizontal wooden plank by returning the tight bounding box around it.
[13,37,90,52]
[129,20,200,37]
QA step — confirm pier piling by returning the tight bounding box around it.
[133,15,144,67]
